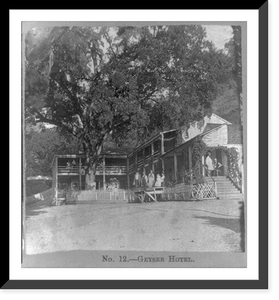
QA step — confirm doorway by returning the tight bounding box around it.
[211,148,228,176]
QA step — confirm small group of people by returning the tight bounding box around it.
[66,159,77,169]
[205,150,223,176]
[133,169,165,189]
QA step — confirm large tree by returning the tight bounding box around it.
[24,25,229,187]
[221,26,243,125]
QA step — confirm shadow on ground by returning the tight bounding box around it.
[25,201,52,219]
[195,201,245,252]
[194,215,241,234]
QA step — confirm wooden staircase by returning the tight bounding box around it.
[206,176,244,200]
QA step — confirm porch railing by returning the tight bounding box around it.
[153,149,160,160]
[129,163,135,173]
[175,164,214,185]
[171,165,217,200]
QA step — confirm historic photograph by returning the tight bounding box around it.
[22,22,246,268]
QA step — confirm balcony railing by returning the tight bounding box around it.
[153,150,160,161]
[58,166,127,175]
[58,166,80,174]
[129,163,135,173]
[137,158,143,168]
[96,166,127,175]
[145,154,151,161]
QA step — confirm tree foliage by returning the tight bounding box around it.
[24,25,231,180]
[25,126,81,177]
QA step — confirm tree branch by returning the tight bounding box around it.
[33,109,79,138]
[104,32,118,58]
[51,77,76,102]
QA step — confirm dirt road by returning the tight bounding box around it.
[23,199,244,262]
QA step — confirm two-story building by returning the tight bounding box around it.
[52,113,243,202]
[51,147,130,200]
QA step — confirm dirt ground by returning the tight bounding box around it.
[23,199,244,265]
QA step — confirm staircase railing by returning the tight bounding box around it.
[228,173,242,193]
[202,164,217,198]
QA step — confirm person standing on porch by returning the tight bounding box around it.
[141,170,148,190]
[205,151,214,176]
[155,174,162,187]
[148,170,155,187]
[134,170,141,188]
[161,172,165,187]
[214,158,222,176]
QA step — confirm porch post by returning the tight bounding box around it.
[79,157,82,190]
[189,144,192,171]
[161,133,165,154]
[127,156,130,189]
[55,157,58,200]
[151,143,155,173]
[174,151,177,182]
[103,156,106,190]
[135,152,138,171]
[161,157,165,173]
[143,147,146,169]
[202,155,205,176]
[222,151,228,176]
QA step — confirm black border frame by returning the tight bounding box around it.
[5,3,268,289]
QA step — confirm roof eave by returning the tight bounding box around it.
[127,129,178,157]
[161,124,224,158]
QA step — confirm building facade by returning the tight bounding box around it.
[52,113,243,199]
[161,114,243,191]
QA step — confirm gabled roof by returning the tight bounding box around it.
[210,113,232,125]
[161,123,224,158]
[202,123,223,134]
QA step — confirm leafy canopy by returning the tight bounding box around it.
[25,25,230,168]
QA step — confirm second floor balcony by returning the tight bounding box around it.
[57,165,127,176]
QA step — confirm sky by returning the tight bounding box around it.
[203,25,233,49]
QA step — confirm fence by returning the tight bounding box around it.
[162,182,217,201]
[66,189,127,203]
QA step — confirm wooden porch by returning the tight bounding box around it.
[129,187,165,203]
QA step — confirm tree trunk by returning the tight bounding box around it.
[83,136,107,190]
[232,26,243,141]
[86,162,97,190]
